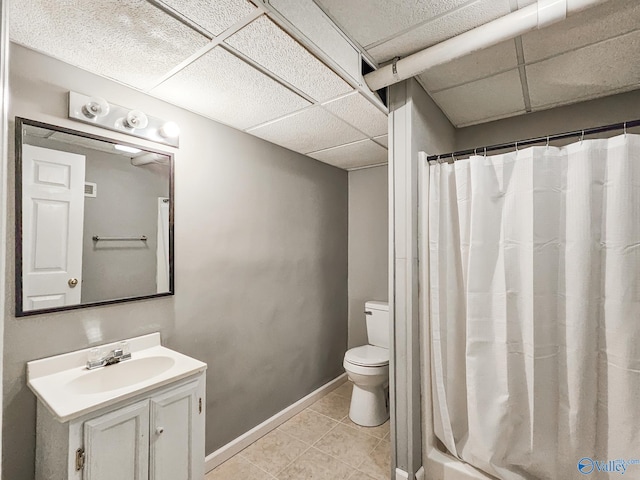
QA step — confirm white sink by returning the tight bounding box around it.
[27,333,207,422]
[66,356,176,395]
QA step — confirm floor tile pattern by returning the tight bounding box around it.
[206,381,391,480]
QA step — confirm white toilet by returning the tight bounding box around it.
[343,301,389,427]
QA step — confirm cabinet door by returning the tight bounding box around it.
[150,380,202,480]
[83,400,150,480]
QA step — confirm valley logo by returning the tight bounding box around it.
[577,457,640,475]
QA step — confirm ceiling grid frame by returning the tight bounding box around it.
[145,7,265,92]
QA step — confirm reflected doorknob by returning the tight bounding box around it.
[68,278,78,288]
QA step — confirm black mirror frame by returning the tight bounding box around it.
[15,117,175,317]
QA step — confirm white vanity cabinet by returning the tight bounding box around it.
[36,373,205,480]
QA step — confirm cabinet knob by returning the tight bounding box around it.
[156,427,164,435]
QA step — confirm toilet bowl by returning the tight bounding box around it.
[343,301,390,427]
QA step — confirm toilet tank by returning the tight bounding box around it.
[365,301,389,348]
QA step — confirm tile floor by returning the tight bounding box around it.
[206,381,391,480]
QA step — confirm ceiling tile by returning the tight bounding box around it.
[309,139,387,170]
[316,0,472,48]
[225,16,352,102]
[527,30,640,110]
[373,135,388,148]
[150,47,310,130]
[432,69,525,127]
[156,0,256,36]
[368,0,512,64]
[9,0,209,91]
[322,92,388,137]
[418,40,518,92]
[247,106,366,154]
[522,0,640,63]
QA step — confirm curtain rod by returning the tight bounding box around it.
[426,119,640,162]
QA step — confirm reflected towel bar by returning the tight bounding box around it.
[92,235,147,241]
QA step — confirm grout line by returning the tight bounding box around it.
[236,454,279,479]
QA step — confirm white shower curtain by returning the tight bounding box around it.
[424,134,640,480]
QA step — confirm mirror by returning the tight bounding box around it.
[15,117,174,316]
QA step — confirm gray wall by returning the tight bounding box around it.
[4,43,348,480]
[23,136,169,302]
[456,89,640,150]
[347,165,388,348]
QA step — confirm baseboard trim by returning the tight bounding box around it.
[205,373,348,472]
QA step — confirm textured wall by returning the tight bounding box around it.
[347,166,388,348]
[4,43,348,480]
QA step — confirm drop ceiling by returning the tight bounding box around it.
[9,1,640,170]
[316,0,640,127]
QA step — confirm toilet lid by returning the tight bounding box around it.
[345,345,389,367]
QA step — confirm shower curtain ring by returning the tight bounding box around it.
[483,147,487,157]
[546,136,550,148]
[624,122,627,136]
[580,130,585,143]
[451,153,456,163]
[515,141,518,152]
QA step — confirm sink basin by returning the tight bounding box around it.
[66,356,176,395]
[27,333,207,421]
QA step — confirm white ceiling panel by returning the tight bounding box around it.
[527,30,640,110]
[368,0,512,64]
[323,92,388,137]
[151,47,310,130]
[156,0,256,36]
[9,0,209,91]
[309,139,388,169]
[374,135,388,148]
[316,0,472,49]
[522,0,640,63]
[418,40,518,92]
[432,69,526,126]
[225,16,352,102]
[247,106,366,154]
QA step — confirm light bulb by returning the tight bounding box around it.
[123,109,148,129]
[82,97,109,119]
[159,121,180,138]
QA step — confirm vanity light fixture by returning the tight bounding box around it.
[114,144,142,154]
[68,91,180,148]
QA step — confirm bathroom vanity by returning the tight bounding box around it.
[27,333,207,480]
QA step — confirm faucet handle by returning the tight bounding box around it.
[88,347,103,363]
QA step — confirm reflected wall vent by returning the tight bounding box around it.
[84,182,97,198]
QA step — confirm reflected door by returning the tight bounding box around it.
[22,144,86,310]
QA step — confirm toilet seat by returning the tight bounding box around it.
[344,345,388,367]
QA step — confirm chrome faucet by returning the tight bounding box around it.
[86,342,132,370]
